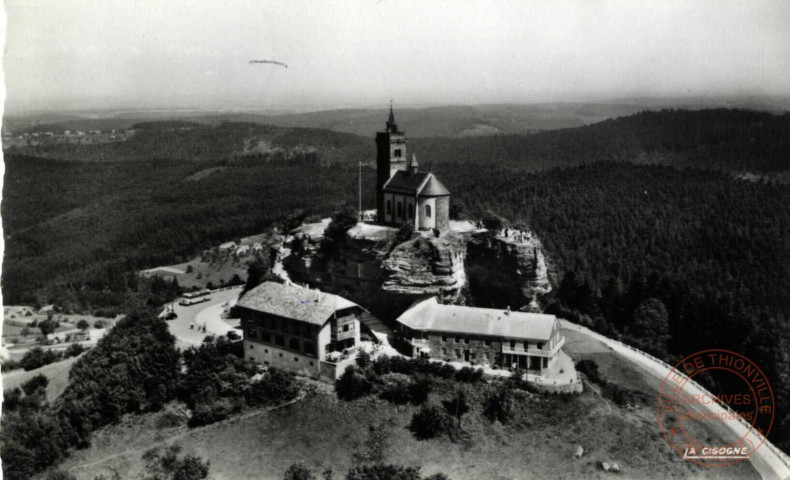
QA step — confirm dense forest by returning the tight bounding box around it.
[3,109,790,451]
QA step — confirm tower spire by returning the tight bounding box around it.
[386,100,397,133]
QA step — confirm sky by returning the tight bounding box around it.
[3,0,790,114]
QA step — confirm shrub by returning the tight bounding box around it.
[356,349,372,370]
[45,471,77,480]
[20,347,60,371]
[575,359,602,384]
[142,445,209,480]
[188,400,233,428]
[21,374,49,395]
[64,343,87,358]
[408,375,433,405]
[335,366,372,401]
[442,392,470,426]
[379,376,413,405]
[246,369,301,406]
[346,464,422,480]
[283,463,316,480]
[2,359,22,372]
[409,404,452,440]
[602,382,636,406]
[3,387,23,411]
[454,366,484,383]
[76,319,90,331]
[93,320,105,329]
[226,330,240,341]
[483,385,514,423]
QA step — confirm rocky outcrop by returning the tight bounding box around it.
[281,220,552,321]
[466,232,551,310]
[381,232,467,303]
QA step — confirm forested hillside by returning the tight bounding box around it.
[3,109,790,450]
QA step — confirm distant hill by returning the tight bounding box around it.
[414,109,790,174]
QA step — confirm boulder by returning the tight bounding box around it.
[573,445,584,459]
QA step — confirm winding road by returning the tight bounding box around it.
[560,320,790,480]
[165,286,245,348]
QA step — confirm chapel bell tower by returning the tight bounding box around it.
[376,104,407,218]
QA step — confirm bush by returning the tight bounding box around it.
[76,319,90,331]
[2,359,22,372]
[356,349,372,370]
[379,376,413,405]
[335,366,372,401]
[246,369,301,406]
[408,375,433,405]
[20,347,61,371]
[4,387,23,411]
[142,445,210,480]
[409,404,452,440]
[346,464,422,480]
[602,382,637,406]
[63,343,87,358]
[454,366,484,383]
[188,400,233,428]
[21,374,49,395]
[283,463,316,480]
[575,359,602,384]
[93,320,105,329]
[45,471,77,480]
[226,330,240,341]
[483,385,514,423]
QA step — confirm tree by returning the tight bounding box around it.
[629,298,670,355]
[142,445,209,480]
[442,391,470,428]
[38,319,57,336]
[323,205,359,250]
[77,319,90,332]
[243,257,270,294]
[335,366,371,400]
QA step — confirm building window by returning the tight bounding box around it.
[523,341,529,350]
[510,340,516,349]
[310,361,314,366]
[484,352,490,360]
[304,342,316,356]
[261,332,271,343]
[394,148,402,157]
[289,338,300,351]
[471,352,477,361]
[275,336,285,347]
[397,202,403,217]
[249,344,254,349]
[279,353,283,357]
[343,324,350,332]
[264,361,270,365]
[537,342,544,349]
[294,357,299,362]
[264,349,269,353]
[464,337,470,344]
[425,205,432,218]
[484,339,491,346]
[455,349,461,358]
[441,335,447,342]
[442,347,448,356]
[454,337,459,343]
[386,200,392,214]
[408,205,414,219]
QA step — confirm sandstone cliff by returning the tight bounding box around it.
[280,220,551,321]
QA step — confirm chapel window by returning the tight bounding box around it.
[397,202,403,217]
[425,205,432,218]
[386,200,392,214]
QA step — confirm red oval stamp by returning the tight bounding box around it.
[657,349,775,467]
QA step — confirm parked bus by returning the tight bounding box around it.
[179,289,212,306]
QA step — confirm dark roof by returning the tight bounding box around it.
[236,282,360,326]
[383,171,430,194]
[419,175,451,197]
[397,297,558,340]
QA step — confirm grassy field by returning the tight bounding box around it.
[2,354,81,402]
[53,328,758,480]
